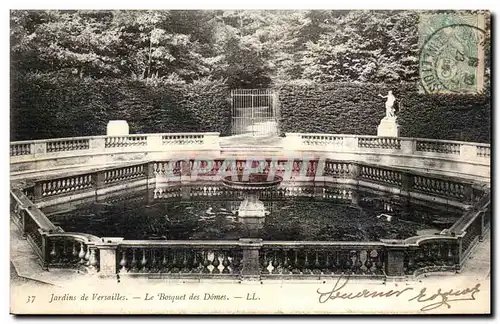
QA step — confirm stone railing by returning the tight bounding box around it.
[10,133,219,156]
[9,132,221,178]
[44,232,100,273]
[259,241,386,278]
[105,135,147,148]
[115,240,243,278]
[10,156,490,280]
[10,132,490,184]
[26,162,153,207]
[30,158,484,208]
[285,133,489,160]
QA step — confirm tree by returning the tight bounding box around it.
[300,10,419,83]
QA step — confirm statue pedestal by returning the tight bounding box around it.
[237,194,266,233]
[377,117,400,137]
[238,195,266,219]
[106,120,129,136]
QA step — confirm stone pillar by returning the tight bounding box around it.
[351,190,359,205]
[180,160,192,183]
[460,144,477,161]
[106,120,129,136]
[463,184,474,205]
[377,117,400,137]
[89,137,106,150]
[95,237,124,278]
[33,142,47,157]
[33,183,44,201]
[146,162,156,185]
[21,209,28,238]
[349,163,360,179]
[181,185,192,200]
[342,136,358,152]
[203,132,221,150]
[239,238,263,280]
[382,241,406,279]
[283,133,303,154]
[40,231,49,270]
[400,139,415,155]
[457,236,463,272]
[146,134,162,151]
[479,210,486,242]
[401,172,412,193]
[93,171,107,190]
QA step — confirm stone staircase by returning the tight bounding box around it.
[219,134,285,158]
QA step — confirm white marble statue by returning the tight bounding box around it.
[378,91,396,118]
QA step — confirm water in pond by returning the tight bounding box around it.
[43,184,463,241]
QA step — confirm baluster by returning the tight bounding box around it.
[191,250,200,273]
[446,243,456,266]
[50,241,57,262]
[271,250,280,274]
[281,250,290,275]
[212,251,220,274]
[160,250,168,272]
[322,250,332,274]
[302,250,311,274]
[291,250,300,274]
[119,250,127,273]
[139,249,148,272]
[344,251,353,273]
[354,251,363,274]
[364,250,374,273]
[60,240,69,263]
[130,248,138,272]
[170,249,180,273]
[78,242,86,264]
[72,242,78,262]
[222,251,230,274]
[89,248,98,271]
[311,251,321,275]
[261,251,269,274]
[149,249,158,273]
[180,250,190,273]
[202,251,210,273]
[84,247,91,266]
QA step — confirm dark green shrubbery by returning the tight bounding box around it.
[10,73,232,141]
[277,82,491,143]
[11,74,490,143]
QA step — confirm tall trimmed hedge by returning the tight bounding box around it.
[10,74,232,141]
[277,83,491,143]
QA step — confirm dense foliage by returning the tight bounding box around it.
[11,73,231,140]
[10,10,490,141]
[11,10,426,86]
[278,83,490,143]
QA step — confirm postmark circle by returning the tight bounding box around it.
[419,24,486,94]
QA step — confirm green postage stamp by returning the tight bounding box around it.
[419,13,487,94]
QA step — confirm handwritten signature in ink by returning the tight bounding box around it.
[316,275,481,311]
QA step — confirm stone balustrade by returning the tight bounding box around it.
[10,155,490,280]
[10,132,490,184]
[259,242,386,278]
[284,133,489,161]
[44,233,100,273]
[9,130,490,281]
[46,138,90,152]
[116,241,243,278]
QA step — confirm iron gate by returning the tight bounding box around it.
[230,89,279,136]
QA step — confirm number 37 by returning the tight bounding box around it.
[26,296,36,303]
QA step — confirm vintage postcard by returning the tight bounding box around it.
[9,9,491,315]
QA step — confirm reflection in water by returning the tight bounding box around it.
[43,184,463,241]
